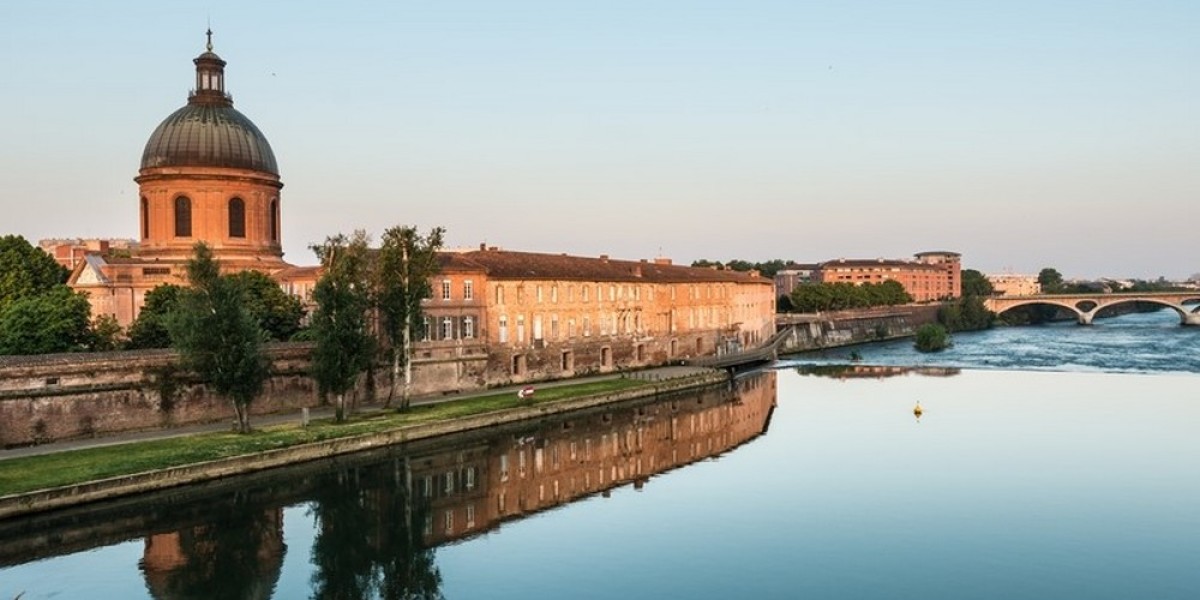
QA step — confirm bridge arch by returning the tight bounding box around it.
[986,293,1200,327]
[992,300,1086,324]
[1091,298,1192,322]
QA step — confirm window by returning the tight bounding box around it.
[174,196,192,237]
[442,317,454,339]
[464,316,475,339]
[442,280,452,301]
[583,317,591,337]
[499,315,508,343]
[533,315,543,341]
[422,316,431,341]
[140,197,149,239]
[551,286,558,303]
[609,285,616,301]
[269,199,279,242]
[444,471,455,494]
[517,315,526,343]
[228,197,246,238]
[537,286,544,303]
[551,314,559,339]
[583,286,590,302]
[497,286,505,305]
[464,280,474,300]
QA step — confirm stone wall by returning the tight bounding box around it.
[776,305,942,355]
[0,345,318,448]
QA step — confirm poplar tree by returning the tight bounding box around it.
[309,232,375,422]
[169,243,268,433]
[377,226,444,410]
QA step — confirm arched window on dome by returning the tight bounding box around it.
[269,199,279,242]
[140,197,150,239]
[228,198,246,238]
[174,196,192,238]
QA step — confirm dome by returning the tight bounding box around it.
[141,103,279,175]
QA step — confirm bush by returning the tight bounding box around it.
[914,324,950,352]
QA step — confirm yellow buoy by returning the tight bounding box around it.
[913,401,924,418]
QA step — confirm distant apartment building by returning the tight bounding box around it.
[987,274,1041,296]
[812,251,962,302]
[773,264,819,299]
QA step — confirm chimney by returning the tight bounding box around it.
[653,257,672,265]
[600,254,609,263]
[479,243,486,251]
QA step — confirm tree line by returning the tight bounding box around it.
[779,280,912,313]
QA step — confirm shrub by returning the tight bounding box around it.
[914,324,950,352]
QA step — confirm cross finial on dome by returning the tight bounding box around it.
[206,27,213,52]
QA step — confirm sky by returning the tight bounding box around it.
[2,0,1197,280]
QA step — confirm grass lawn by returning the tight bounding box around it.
[0,378,650,497]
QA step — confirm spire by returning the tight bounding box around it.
[189,29,232,107]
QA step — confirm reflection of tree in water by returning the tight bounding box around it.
[308,459,443,600]
[139,492,286,600]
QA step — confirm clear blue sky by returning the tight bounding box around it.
[2,0,1197,279]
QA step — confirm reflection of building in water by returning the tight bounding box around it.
[140,508,286,600]
[1,377,776,590]
[796,364,961,380]
[409,372,777,545]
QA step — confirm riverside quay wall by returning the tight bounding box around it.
[0,343,495,448]
[0,345,320,447]
[775,305,942,355]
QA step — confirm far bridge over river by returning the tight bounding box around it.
[984,292,1200,326]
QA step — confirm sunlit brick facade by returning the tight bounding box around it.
[813,251,961,302]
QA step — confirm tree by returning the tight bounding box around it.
[310,232,375,422]
[961,269,994,297]
[1038,267,1064,293]
[226,270,305,341]
[89,315,124,351]
[377,226,444,410]
[0,235,69,312]
[168,243,269,433]
[0,285,93,355]
[914,323,950,352]
[126,284,183,349]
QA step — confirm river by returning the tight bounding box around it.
[1,310,1197,599]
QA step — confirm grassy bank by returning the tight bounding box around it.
[0,378,648,497]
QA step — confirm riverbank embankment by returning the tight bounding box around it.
[0,368,726,520]
[776,305,941,355]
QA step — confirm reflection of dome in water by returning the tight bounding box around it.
[140,508,286,600]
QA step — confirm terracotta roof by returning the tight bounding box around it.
[272,265,322,281]
[451,249,770,284]
[818,258,948,270]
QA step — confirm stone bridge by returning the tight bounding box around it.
[984,292,1200,326]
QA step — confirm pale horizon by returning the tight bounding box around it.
[3,1,1196,281]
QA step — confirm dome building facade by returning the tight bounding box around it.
[69,32,292,327]
[135,31,285,266]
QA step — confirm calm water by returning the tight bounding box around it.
[2,311,1198,599]
[781,308,1200,374]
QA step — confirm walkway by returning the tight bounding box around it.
[0,366,718,462]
